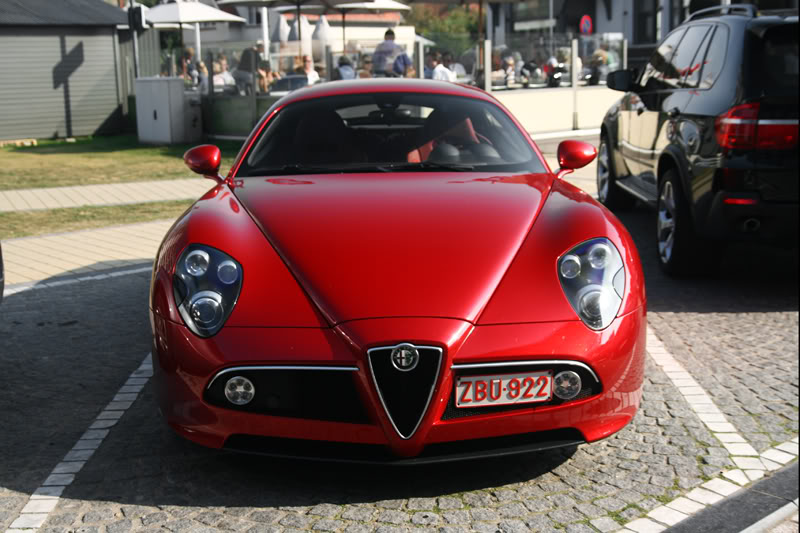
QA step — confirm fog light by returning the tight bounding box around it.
[553,371,582,400]
[225,376,255,405]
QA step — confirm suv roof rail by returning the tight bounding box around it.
[757,8,799,18]
[686,3,757,22]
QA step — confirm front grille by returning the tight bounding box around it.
[368,345,442,439]
[204,368,370,424]
[441,363,602,421]
[224,428,585,465]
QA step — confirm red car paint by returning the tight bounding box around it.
[151,79,646,462]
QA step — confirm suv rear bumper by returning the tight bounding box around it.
[699,192,798,243]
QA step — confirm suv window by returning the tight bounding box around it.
[664,24,712,88]
[698,25,729,89]
[640,28,686,91]
[684,25,714,88]
[759,24,799,97]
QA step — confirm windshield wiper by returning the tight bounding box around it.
[376,161,476,172]
[250,164,342,176]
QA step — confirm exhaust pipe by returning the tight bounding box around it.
[742,218,761,232]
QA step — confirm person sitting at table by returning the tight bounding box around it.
[333,55,356,80]
[295,54,319,84]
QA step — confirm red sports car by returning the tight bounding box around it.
[150,79,646,464]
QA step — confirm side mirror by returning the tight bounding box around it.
[184,145,223,183]
[606,69,637,92]
[556,140,597,179]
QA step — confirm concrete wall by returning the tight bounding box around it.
[493,85,622,133]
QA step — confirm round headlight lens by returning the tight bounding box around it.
[560,254,581,279]
[225,376,255,405]
[579,287,604,323]
[588,243,611,269]
[189,291,223,328]
[217,260,239,285]
[185,250,210,277]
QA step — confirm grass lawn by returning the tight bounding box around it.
[0,135,244,191]
[0,200,193,239]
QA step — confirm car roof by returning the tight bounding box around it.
[277,78,494,107]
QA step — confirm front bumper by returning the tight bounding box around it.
[151,307,646,462]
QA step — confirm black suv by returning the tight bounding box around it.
[599,4,798,275]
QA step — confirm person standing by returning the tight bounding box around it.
[372,29,403,77]
[424,52,436,79]
[432,51,455,82]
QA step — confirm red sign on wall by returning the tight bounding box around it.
[579,15,593,35]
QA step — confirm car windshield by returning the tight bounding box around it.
[236,92,547,176]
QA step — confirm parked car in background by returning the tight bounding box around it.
[599,4,798,275]
[268,74,310,97]
[150,79,646,464]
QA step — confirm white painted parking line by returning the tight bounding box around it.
[5,354,153,533]
[3,266,152,297]
[643,326,798,529]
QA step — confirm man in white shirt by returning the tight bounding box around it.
[432,51,456,82]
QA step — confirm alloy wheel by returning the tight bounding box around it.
[657,181,676,264]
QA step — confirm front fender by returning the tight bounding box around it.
[149,183,328,329]
[478,179,645,325]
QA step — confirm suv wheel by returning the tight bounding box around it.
[656,169,721,276]
[597,135,635,210]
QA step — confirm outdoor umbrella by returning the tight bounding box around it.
[216,0,353,54]
[287,14,314,58]
[311,15,331,62]
[146,0,246,60]
[271,10,292,44]
[312,0,411,52]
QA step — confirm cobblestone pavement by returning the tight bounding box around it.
[618,206,799,454]
[1,141,797,533]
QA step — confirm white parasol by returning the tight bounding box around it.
[146,0,246,60]
[216,0,354,54]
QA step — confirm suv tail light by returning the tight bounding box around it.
[716,103,799,150]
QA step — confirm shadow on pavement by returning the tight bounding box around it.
[0,261,154,498]
[614,205,799,314]
[0,260,574,509]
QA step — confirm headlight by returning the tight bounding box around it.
[173,244,243,337]
[557,238,625,330]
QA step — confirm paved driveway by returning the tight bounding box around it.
[0,136,796,533]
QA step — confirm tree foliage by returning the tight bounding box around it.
[404,5,479,56]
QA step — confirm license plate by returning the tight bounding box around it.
[456,371,552,408]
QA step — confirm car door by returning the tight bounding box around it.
[642,25,715,189]
[625,28,685,196]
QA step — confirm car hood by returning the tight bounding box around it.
[233,172,552,325]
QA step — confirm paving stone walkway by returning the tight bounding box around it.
[0,180,210,213]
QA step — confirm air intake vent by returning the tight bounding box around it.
[368,344,442,439]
